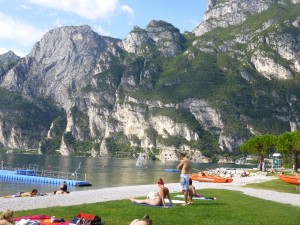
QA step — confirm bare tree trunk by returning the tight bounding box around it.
[294,152,299,172]
[259,155,264,171]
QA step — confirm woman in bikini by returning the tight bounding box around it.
[130,178,172,208]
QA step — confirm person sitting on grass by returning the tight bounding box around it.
[189,179,216,200]
[0,209,14,225]
[130,178,172,208]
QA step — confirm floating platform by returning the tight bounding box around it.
[164,169,181,172]
[0,169,92,187]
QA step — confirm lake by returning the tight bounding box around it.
[0,153,253,196]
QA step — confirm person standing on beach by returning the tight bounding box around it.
[1,160,4,170]
[177,152,193,205]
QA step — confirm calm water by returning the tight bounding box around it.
[0,153,252,196]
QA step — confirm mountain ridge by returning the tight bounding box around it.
[0,0,299,162]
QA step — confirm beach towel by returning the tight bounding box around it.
[14,215,68,225]
[133,203,172,208]
[14,215,51,221]
[40,219,69,225]
[165,199,185,204]
[174,195,216,200]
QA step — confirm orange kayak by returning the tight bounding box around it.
[278,173,300,185]
[190,172,233,183]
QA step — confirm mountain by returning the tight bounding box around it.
[0,51,20,81]
[0,0,299,161]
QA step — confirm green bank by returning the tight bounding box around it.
[14,188,300,225]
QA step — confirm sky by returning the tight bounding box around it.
[0,0,207,57]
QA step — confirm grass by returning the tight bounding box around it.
[245,176,300,194]
[13,189,300,225]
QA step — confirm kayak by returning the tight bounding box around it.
[190,172,233,183]
[278,173,300,185]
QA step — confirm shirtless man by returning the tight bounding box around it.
[177,152,192,205]
[14,189,38,197]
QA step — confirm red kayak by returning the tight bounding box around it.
[278,173,300,185]
[190,172,233,183]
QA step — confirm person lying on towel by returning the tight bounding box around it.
[189,180,216,200]
[13,189,38,197]
[130,178,172,208]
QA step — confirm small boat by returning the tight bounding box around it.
[278,173,300,185]
[190,172,233,183]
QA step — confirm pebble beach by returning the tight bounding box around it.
[0,174,299,211]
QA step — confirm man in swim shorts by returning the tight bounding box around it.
[177,152,192,205]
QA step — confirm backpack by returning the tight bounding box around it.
[73,212,103,225]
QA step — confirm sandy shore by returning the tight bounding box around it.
[0,174,299,211]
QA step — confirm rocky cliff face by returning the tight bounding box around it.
[1,25,120,110]
[193,0,300,80]
[194,0,273,36]
[121,20,185,57]
[0,51,20,82]
[0,1,299,161]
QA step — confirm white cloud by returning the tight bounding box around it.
[28,0,121,20]
[0,47,27,57]
[12,49,27,57]
[121,5,134,16]
[95,25,110,36]
[0,47,8,55]
[19,4,31,10]
[0,12,44,45]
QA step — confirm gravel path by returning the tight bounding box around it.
[0,175,299,211]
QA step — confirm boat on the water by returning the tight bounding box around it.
[190,172,233,183]
[278,173,300,185]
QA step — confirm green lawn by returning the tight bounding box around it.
[14,188,300,225]
[245,177,300,194]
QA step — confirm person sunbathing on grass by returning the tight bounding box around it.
[189,179,216,200]
[130,215,153,225]
[0,209,14,225]
[130,178,172,208]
